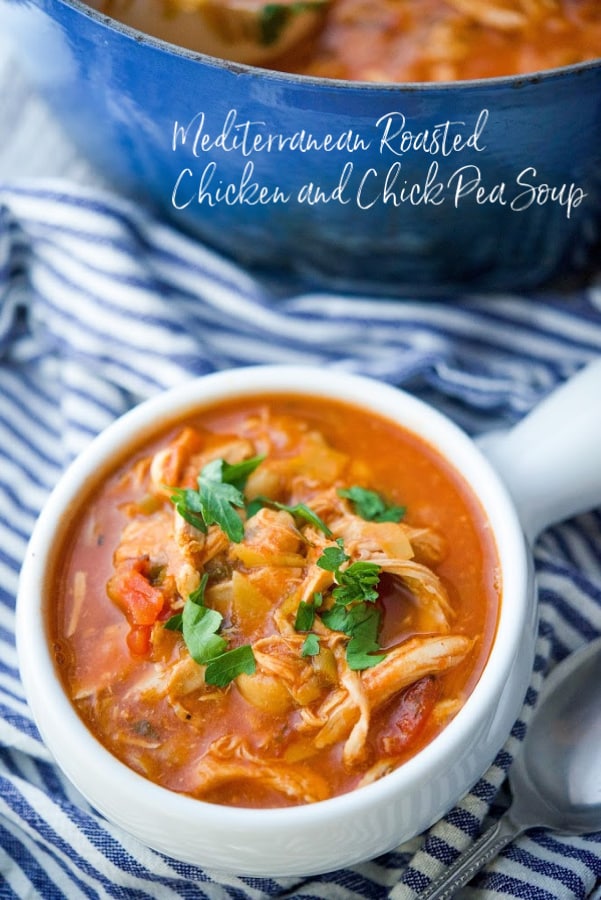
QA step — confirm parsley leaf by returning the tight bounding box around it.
[169,455,264,543]
[220,456,266,491]
[247,496,332,536]
[319,602,351,633]
[316,539,349,572]
[272,500,332,535]
[183,602,227,663]
[170,573,227,664]
[198,460,247,542]
[316,542,380,606]
[245,497,264,518]
[188,578,208,605]
[321,601,385,670]
[294,592,323,631]
[345,606,386,670]
[164,574,256,686]
[338,486,406,523]
[301,634,320,657]
[164,612,183,631]
[169,486,207,533]
[294,600,316,632]
[332,560,381,606]
[311,544,386,671]
[164,573,210,632]
[205,645,256,687]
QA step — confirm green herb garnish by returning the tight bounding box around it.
[169,486,207,533]
[295,599,316,632]
[248,496,332,536]
[331,560,381,606]
[299,541,386,671]
[165,574,255,686]
[294,592,323,632]
[220,456,266,491]
[338,486,406,523]
[301,634,321,657]
[315,539,348,572]
[164,572,210,633]
[164,612,183,631]
[182,603,227,664]
[205,645,256,688]
[197,459,248,542]
[273,500,332,535]
[169,455,264,543]
[316,540,381,607]
[321,603,385,670]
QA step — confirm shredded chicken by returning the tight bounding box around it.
[273,529,335,633]
[81,406,491,807]
[194,736,330,804]
[236,507,304,561]
[66,570,87,637]
[331,642,372,766]
[375,557,454,632]
[295,0,601,82]
[150,429,254,495]
[312,635,473,761]
[149,427,204,495]
[330,513,415,560]
[237,634,331,712]
[126,652,223,721]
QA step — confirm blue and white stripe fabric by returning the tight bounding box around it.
[1,179,601,900]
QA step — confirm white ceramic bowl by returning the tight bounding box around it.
[16,362,601,876]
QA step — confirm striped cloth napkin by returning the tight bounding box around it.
[1,180,601,900]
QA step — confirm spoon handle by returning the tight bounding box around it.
[415,814,523,900]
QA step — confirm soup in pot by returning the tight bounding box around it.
[50,393,500,808]
[85,0,601,82]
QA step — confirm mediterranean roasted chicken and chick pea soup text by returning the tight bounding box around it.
[86,0,601,82]
[50,394,500,809]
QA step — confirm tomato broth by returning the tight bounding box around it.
[50,394,500,808]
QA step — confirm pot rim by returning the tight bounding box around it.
[47,0,601,91]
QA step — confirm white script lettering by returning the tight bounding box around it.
[376,109,488,158]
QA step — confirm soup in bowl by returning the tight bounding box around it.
[17,364,547,875]
[2,0,600,293]
[50,386,499,809]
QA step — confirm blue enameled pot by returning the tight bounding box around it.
[3,0,601,294]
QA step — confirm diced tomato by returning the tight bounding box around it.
[127,624,153,657]
[376,676,438,756]
[107,558,165,626]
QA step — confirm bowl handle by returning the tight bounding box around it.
[477,359,601,542]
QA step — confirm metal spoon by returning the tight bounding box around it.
[418,636,601,899]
